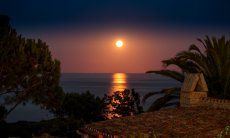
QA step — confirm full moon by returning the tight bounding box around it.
[116,40,124,48]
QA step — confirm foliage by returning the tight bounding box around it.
[1,91,107,137]
[164,36,230,98]
[0,15,64,120]
[57,91,105,123]
[0,105,7,122]
[142,88,180,111]
[0,118,83,138]
[145,36,230,111]
[217,126,230,138]
[104,89,143,118]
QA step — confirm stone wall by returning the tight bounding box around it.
[201,97,230,110]
[180,91,207,107]
[180,73,230,110]
[180,91,230,110]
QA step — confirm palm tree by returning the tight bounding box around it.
[143,36,230,111]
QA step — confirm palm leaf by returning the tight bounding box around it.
[146,36,230,112]
[146,70,184,82]
[142,91,163,104]
[162,57,199,73]
[189,44,203,55]
[163,101,180,108]
[197,38,207,49]
[176,51,211,76]
[142,87,180,104]
[147,94,177,111]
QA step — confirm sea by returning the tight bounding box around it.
[6,73,181,122]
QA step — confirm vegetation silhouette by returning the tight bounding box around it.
[56,91,105,123]
[0,15,64,120]
[0,15,105,137]
[103,89,143,118]
[144,36,230,111]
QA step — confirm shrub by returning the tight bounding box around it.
[104,89,143,118]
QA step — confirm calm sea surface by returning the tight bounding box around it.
[6,73,181,122]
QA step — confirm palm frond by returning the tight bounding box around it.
[204,36,213,49]
[146,36,230,111]
[189,44,202,54]
[176,51,211,76]
[147,94,176,111]
[163,101,180,108]
[161,87,181,95]
[142,91,163,104]
[142,87,180,104]
[162,57,199,73]
[146,70,184,82]
[197,38,207,49]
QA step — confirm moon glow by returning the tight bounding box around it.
[116,40,124,48]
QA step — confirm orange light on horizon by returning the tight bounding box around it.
[112,73,126,84]
[110,73,128,93]
[108,73,128,118]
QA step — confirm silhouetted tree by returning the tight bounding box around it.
[144,36,230,111]
[104,89,143,118]
[0,15,64,120]
[0,105,7,122]
[57,91,105,123]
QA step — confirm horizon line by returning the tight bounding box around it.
[61,72,147,74]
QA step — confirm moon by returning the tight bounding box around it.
[116,40,124,48]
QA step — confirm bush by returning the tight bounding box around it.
[59,91,105,123]
[0,118,83,138]
[0,15,64,120]
[104,89,143,118]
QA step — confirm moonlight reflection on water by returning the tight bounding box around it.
[110,73,128,94]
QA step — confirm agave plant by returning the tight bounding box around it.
[144,36,230,111]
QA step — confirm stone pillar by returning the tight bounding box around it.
[180,73,208,107]
[180,91,207,107]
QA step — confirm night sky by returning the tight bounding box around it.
[1,0,230,73]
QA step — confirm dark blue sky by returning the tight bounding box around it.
[1,0,230,28]
[1,0,230,73]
